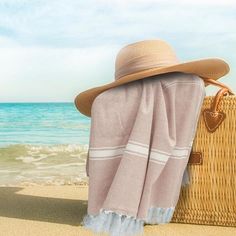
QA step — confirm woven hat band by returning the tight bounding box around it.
[115,53,180,80]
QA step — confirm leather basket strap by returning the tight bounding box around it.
[202,77,234,95]
[188,151,203,165]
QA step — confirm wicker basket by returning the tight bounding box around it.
[171,78,236,227]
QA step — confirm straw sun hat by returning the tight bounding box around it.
[74,39,230,117]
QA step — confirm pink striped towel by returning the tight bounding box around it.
[82,72,206,236]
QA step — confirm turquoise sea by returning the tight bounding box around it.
[0,103,90,186]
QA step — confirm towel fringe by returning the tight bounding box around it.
[146,206,175,224]
[82,206,176,236]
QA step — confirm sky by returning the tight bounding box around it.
[0,0,235,102]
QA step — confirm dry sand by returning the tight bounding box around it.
[0,185,235,236]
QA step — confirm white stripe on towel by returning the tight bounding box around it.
[89,140,191,161]
[126,142,149,156]
[150,151,169,163]
[89,145,126,150]
[89,147,124,158]
[128,140,149,148]
[151,147,189,157]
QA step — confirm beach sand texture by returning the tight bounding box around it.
[0,185,235,236]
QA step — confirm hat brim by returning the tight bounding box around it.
[74,58,230,117]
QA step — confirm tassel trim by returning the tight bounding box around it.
[82,206,176,236]
[146,206,175,224]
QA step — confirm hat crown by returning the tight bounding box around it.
[115,39,180,80]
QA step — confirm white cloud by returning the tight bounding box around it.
[0,35,19,47]
[0,0,235,48]
[0,0,235,101]
[97,0,236,7]
[0,45,120,102]
[0,41,235,102]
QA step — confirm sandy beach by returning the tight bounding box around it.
[0,185,235,236]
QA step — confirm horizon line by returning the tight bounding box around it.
[0,101,74,103]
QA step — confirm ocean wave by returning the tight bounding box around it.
[0,143,88,154]
[0,143,89,186]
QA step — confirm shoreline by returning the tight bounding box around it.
[0,180,89,187]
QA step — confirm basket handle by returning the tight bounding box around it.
[202,77,234,95]
[189,78,234,164]
[210,87,230,112]
[202,86,228,133]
